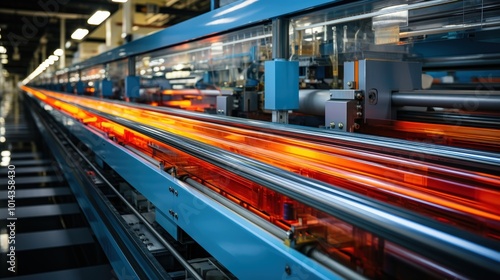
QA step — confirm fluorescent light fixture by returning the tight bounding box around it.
[71,28,89,40]
[87,10,111,25]
[0,46,6,54]
[49,55,59,61]
[54,49,64,56]
[1,59,7,64]
[112,0,128,2]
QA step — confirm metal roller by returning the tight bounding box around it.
[392,90,500,111]
[298,89,331,115]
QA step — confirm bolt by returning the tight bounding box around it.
[174,190,178,197]
[285,265,291,275]
[286,230,294,239]
[174,213,178,220]
[338,122,344,129]
[329,122,335,128]
[356,105,362,110]
[347,81,355,89]
[168,186,174,193]
[354,123,360,130]
[368,88,378,105]
[357,112,363,117]
[355,92,363,100]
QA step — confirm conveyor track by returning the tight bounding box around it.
[0,91,112,279]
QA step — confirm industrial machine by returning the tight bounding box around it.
[22,0,500,279]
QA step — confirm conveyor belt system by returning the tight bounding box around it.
[21,86,500,279]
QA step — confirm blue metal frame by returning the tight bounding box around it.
[57,103,342,280]
[69,0,339,72]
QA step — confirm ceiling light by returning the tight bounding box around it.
[0,54,7,59]
[1,59,7,64]
[112,0,128,3]
[54,49,64,56]
[0,46,6,54]
[49,55,59,61]
[71,28,89,40]
[87,10,111,25]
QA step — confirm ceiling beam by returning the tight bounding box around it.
[0,8,86,19]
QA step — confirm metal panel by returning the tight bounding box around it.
[264,60,299,110]
[2,265,113,280]
[71,0,338,70]
[15,228,94,251]
[66,108,342,280]
[0,203,80,219]
[325,100,358,132]
[359,60,422,120]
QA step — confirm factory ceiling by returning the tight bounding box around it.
[0,0,210,77]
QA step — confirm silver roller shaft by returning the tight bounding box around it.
[298,89,331,116]
[392,90,500,111]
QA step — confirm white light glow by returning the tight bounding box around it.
[0,46,6,54]
[88,10,111,25]
[49,55,59,62]
[1,151,11,157]
[1,59,7,64]
[1,156,9,166]
[71,28,89,40]
[54,49,64,56]
[112,0,128,2]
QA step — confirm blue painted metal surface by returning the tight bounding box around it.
[58,106,341,280]
[69,0,338,71]
[94,80,101,95]
[102,79,113,97]
[125,76,141,98]
[76,81,85,95]
[65,82,73,94]
[264,60,299,110]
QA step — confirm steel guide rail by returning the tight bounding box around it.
[38,89,500,174]
[26,90,500,279]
